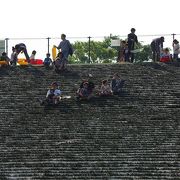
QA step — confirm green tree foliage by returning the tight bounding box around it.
[69,35,153,64]
[70,37,117,64]
[134,43,152,62]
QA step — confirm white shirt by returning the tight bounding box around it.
[46,89,62,98]
[173,43,180,54]
[30,54,35,59]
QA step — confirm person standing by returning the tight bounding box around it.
[127,28,138,63]
[10,46,16,65]
[150,36,164,62]
[172,39,179,61]
[14,43,30,65]
[54,34,73,69]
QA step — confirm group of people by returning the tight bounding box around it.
[44,34,73,71]
[41,73,125,106]
[117,28,138,63]
[151,37,180,62]
[0,43,37,66]
[0,46,40,66]
[0,34,73,70]
[117,28,180,63]
[1,31,180,67]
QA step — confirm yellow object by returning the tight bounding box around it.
[52,46,57,61]
[0,61,8,65]
[17,59,28,65]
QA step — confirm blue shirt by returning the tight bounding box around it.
[44,57,52,63]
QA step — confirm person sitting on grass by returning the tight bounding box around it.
[30,50,36,60]
[54,51,66,72]
[99,79,113,96]
[76,81,90,100]
[76,74,95,100]
[0,52,10,66]
[111,73,125,95]
[41,82,62,105]
[44,53,52,67]
[160,48,172,63]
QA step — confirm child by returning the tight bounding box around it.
[44,53,52,67]
[10,47,16,66]
[40,82,62,105]
[30,50,36,60]
[160,48,172,63]
[80,74,95,98]
[54,51,65,72]
[77,81,90,100]
[99,80,112,96]
[0,52,10,66]
[77,75,95,100]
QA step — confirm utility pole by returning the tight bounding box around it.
[5,38,9,55]
[47,37,50,54]
[171,33,176,41]
[88,36,91,63]
[110,33,112,39]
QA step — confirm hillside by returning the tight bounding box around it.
[0,62,179,179]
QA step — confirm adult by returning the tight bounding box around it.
[127,28,138,63]
[150,36,164,62]
[111,73,125,95]
[54,34,73,69]
[172,39,179,61]
[77,74,95,100]
[14,43,30,65]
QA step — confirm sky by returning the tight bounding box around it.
[0,0,180,58]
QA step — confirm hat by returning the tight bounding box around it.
[51,82,59,86]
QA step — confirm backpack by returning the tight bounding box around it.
[69,45,73,56]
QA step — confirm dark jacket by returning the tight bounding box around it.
[128,33,138,50]
[151,38,163,52]
[15,43,26,52]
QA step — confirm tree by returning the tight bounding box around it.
[70,36,118,63]
[134,43,152,62]
[69,35,153,64]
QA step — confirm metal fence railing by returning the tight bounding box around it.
[0,33,180,62]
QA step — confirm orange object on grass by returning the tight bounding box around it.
[0,60,8,65]
[17,59,28,65]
